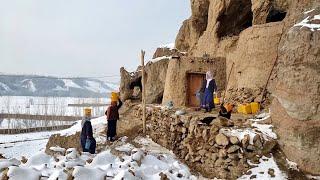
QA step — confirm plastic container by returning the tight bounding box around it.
[250,102,260,114]
[111,92,119,102]
[84,108,92,117]
[238,104,252,114]
[213,93,220,105]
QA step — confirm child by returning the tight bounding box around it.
[105,99,122,141]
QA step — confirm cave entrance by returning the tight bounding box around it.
[217,0,253,39]
[266,8,287,23]
[186,73,205,107]
[129,76,142,99]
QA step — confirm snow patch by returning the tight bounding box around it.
[304,9,315,14]
[286,158,299,171]
[149,56,172,64]
[62,79,82,89]
[294,14,320,31]
[85,80,109,93]
[252,122,277,139]
[238,155,287,180]
[0,82,11,91]
[249,112,271,122]
[0,158,21,170]
[7,166,42,180]
[159,43,175,50]
[21,79,37,92]
[220,128,257,144]
[49,146,66,154]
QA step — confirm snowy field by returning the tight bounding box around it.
[0,119,75,129]
[0,96,111,117]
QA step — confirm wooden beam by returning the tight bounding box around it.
[141,50,146,134]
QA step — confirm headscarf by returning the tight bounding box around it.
[206,71,213,88]
[81,116,91,128]
[206,71,213,80]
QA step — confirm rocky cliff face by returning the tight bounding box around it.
[270,9,320,174]
[120,56,170,104]
[173,0,320,175]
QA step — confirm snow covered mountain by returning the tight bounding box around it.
[0,75,118,97]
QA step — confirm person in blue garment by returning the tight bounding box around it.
[80,109,96,154]
[200,71,217,112]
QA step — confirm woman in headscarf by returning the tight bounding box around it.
[105,99,122,142]
[200,71,217,112]
[80,109,96,154]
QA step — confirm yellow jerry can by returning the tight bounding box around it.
[238,104,252,114]
[84,108,92,117]
[213,93,220,105]
[214,97,220,105]
[250,102,260,114]
[111,92,119,102]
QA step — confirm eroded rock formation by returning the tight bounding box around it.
[172,0,320,175]
[270,9,320,174]
[120,58,170,104]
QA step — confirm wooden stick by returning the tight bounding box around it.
[141,50,146,134]
[260,54,279,103]
[222,62,235,104]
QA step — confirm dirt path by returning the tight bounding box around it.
[96,103,143,153]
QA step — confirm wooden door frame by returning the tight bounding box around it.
[186,72,206,107]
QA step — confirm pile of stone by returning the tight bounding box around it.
[226,87,272,107]
[134,105,277,179]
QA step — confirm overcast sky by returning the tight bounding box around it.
[0,0,190,82]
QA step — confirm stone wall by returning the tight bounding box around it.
[134,106,277,179]
[162,56,226,106]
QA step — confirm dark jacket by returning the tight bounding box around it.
[81,120,93,138]
[200,79,217,93]
[105,100,123,120]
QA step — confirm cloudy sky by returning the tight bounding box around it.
[0,0,190,81]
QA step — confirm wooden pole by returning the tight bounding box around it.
[260,54,279,103]
[141,50,146,134]
[222,62,235,104]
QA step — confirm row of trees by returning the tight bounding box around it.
[0,96,108,117]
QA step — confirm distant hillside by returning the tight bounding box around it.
[0,74,118,97]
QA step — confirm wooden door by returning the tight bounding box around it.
[187,73,205,107]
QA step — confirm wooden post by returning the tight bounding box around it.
[141,50,146,134]
[222,62,235,104]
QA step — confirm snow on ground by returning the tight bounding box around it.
[304,9,315,14]
[2,136,199,180]
[0,118,74,129]
[149,56,172,63]
[238,155,287,180]
[21,80,37,92]
[0,130,58,159]
[63,79,82,89]
[286,158,299,171]
[85,80,110,93]
[249,112,270,122]
[294,13,320,31]
[0,96,110,117]
[0,116,106,159]
[220,112,277,144]
[0,112,289,180]
[0,82,11,92]
[159,43,175,50]
[252,122,277,139]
